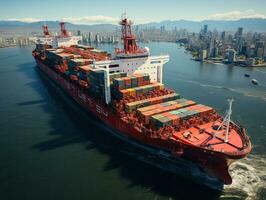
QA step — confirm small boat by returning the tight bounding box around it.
[251,79,258,85]
[244,73,250,77]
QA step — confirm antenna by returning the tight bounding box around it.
[121,12,127,20]
[225,98,234,142]
[215,98,234,143]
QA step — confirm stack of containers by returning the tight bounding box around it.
[185,104,214,117]
[113,73,151,91]
[150,112,180,127]
[44,49,58,67]
[124,77,132,89]
[77,45,94,50]
[46,49,64,61]
[133,73,150,86]
[150,104,214,128]
[67,58,86,75]
[90,49,110,57]
[130,76,138,88]
[88,69,106,100]
[83,59,93,65]
[54,49,64,54]
[45,49,57,61]
[37,44,52,51]
[138,98,196,123]
[55,53,74,70]
[112,77,125,100]
[115,83,164,99]
[55,53,74,61]
[73,54,82,59]
[125,93,180,113]
[109,72,127,85]
[78,65,92,82]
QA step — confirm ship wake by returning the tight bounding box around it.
[175,77,266,101]
[221,154,266,200]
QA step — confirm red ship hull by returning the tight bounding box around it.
[34,57,246,189]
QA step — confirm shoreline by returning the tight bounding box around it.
[182,48,266,68]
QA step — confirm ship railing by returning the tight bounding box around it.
[230,121,251,150]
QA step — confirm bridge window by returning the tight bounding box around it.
[109,64,119,68]
[150,61,161,64]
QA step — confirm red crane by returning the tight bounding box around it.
[60,22,69,37]
[42,25,50,37]
[117,14,146,55]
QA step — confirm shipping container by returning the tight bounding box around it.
[137,98,195,121]
[117,83,164,99]
[150,103,214,128]
[126,93,180,113]
[78,65,92,81]
[113,73,151,91]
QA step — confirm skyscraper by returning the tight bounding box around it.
[89,32,93,43]
[237,27,243,37]
[203,25,208,35]
[199,49,207,61]
[236,27,244,54]
[220,31,226,43]
[255,40,265,58]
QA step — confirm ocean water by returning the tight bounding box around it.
[0,42,265,200]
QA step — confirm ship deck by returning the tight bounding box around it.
[171,122,244,154]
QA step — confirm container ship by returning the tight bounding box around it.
[32,15,252,190]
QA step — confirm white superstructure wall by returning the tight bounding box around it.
[94,55,169,104]
[94,55,169,83]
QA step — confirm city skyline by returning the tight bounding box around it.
[1,0,266,24]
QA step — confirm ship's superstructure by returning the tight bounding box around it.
[37,22,81,48]
[32,16,252,190]
[36,25,53,45]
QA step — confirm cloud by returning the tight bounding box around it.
[62,16,119,24]
[4,15,119,24]
[5,18,43,23]
[203,10,266,21]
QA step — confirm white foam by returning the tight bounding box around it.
[222,154,266,200]
[254,69,266,74]
[175,77,266,101]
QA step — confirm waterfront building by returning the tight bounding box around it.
[235,27,244,54]
[89,32,93,43]
[255,40,265,58]
[203,25,208,35]
[257,48,264,58]
[213,47,219,57]
[220,31,226,43]
[247,46,256,58]
[227,49,236,63]
[246,58,255,66]
[199,49,207,60]
[95,34,100,43]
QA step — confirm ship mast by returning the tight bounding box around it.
[60,22,69,37]
[216,98,234,143]
[119,13,139,54]
[42,25,50,37]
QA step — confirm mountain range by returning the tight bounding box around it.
[1,18,266,33]
[141,18,266,32]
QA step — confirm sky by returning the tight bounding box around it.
[1,0,266,24]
